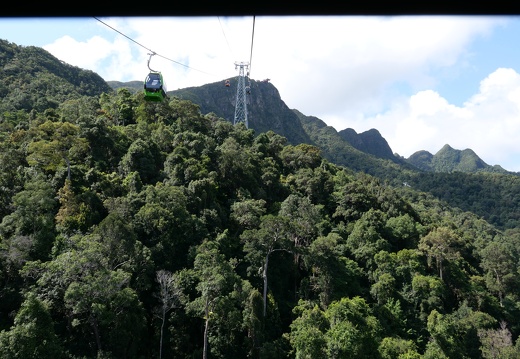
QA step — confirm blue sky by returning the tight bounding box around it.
[2,16,520,172]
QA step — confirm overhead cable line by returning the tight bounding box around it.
[248,16,255,76]
[218,16,235,61]
[217,16,256,77]
[93,17,215,76]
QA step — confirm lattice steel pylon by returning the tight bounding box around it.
[233,61,250,128]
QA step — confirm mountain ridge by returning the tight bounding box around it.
[406,144,509,173]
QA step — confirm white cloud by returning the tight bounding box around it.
[43,16,501,98]
[257,16,500,120]
[367,68,520,172]
[44,35,114,69]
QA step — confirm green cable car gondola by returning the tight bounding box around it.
[144,52,167,102]
[144,72,167,102]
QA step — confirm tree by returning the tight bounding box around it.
[280,144,322,171]
[64,269,145,357]
[478,321,518,359]
[385,213,421,250]
[118,138,163,185]
[332,173,380,222]
[284,166,334,205]
[324,296,382,359]
[346,209,390,274]
[279,194,322,250]
[242,285,264,358]
[303,233,363,307]
[411,274,445,321]
[216,135,259,196]
[288,300,328,359]
[23,230,148,358]
[155,269,184,359]
[230,198,267,232]
[371,272,397,305]
[378,337,420,359]
[164,130,216,186]
[0,138,26,219]
[372,249,424,305]
[0,292,63,359]
[418,226,461,281]
[242,215,292,317]
[480,239,518,307]
[186,239,240,359]
[133,182,196,271]
[0,171,56,264]
[54,177,106,235]
[26,120,89,180]
[116,88,137,125]
[426,302,495,359]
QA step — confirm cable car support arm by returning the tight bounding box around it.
[147,52,158,72]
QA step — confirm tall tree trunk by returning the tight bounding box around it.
[160,308,166,359]
[90,315,102,354]
[263,253,270,317]
[494,269,504,307]
[65,156,71,181]
[203,298,210,359]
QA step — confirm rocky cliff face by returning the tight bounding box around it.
[171,79,313,146]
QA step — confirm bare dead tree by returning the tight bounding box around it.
[155,269,184,359]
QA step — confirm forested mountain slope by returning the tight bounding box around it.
[407,144,509,173]
[167,78,513,176]
[0,39,113,113]
[1,88,520,358]
[106,80,142,94]
[292,109,417,181]
[339,127,396,160]
[166,79,520,230]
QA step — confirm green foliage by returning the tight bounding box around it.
[418,226,461,281]
[0,171,57,264]
[426,302,496,358]
[408,171,520,230]
[0,40,112,114]
[288,300,328,359]
[378,336,420,359]
[1,60,520,358]
[0,292,63,358]
[324,296,382,358]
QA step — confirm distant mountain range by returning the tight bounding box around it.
[406,144,508,173]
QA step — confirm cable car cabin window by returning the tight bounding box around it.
[145,73,162,91]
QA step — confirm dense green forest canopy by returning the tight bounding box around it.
[1,39,520,358]
[0,39,112,114]
[1,87,520,358]
[168,65,520,232]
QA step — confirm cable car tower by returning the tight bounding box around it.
[233,61,250,128]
